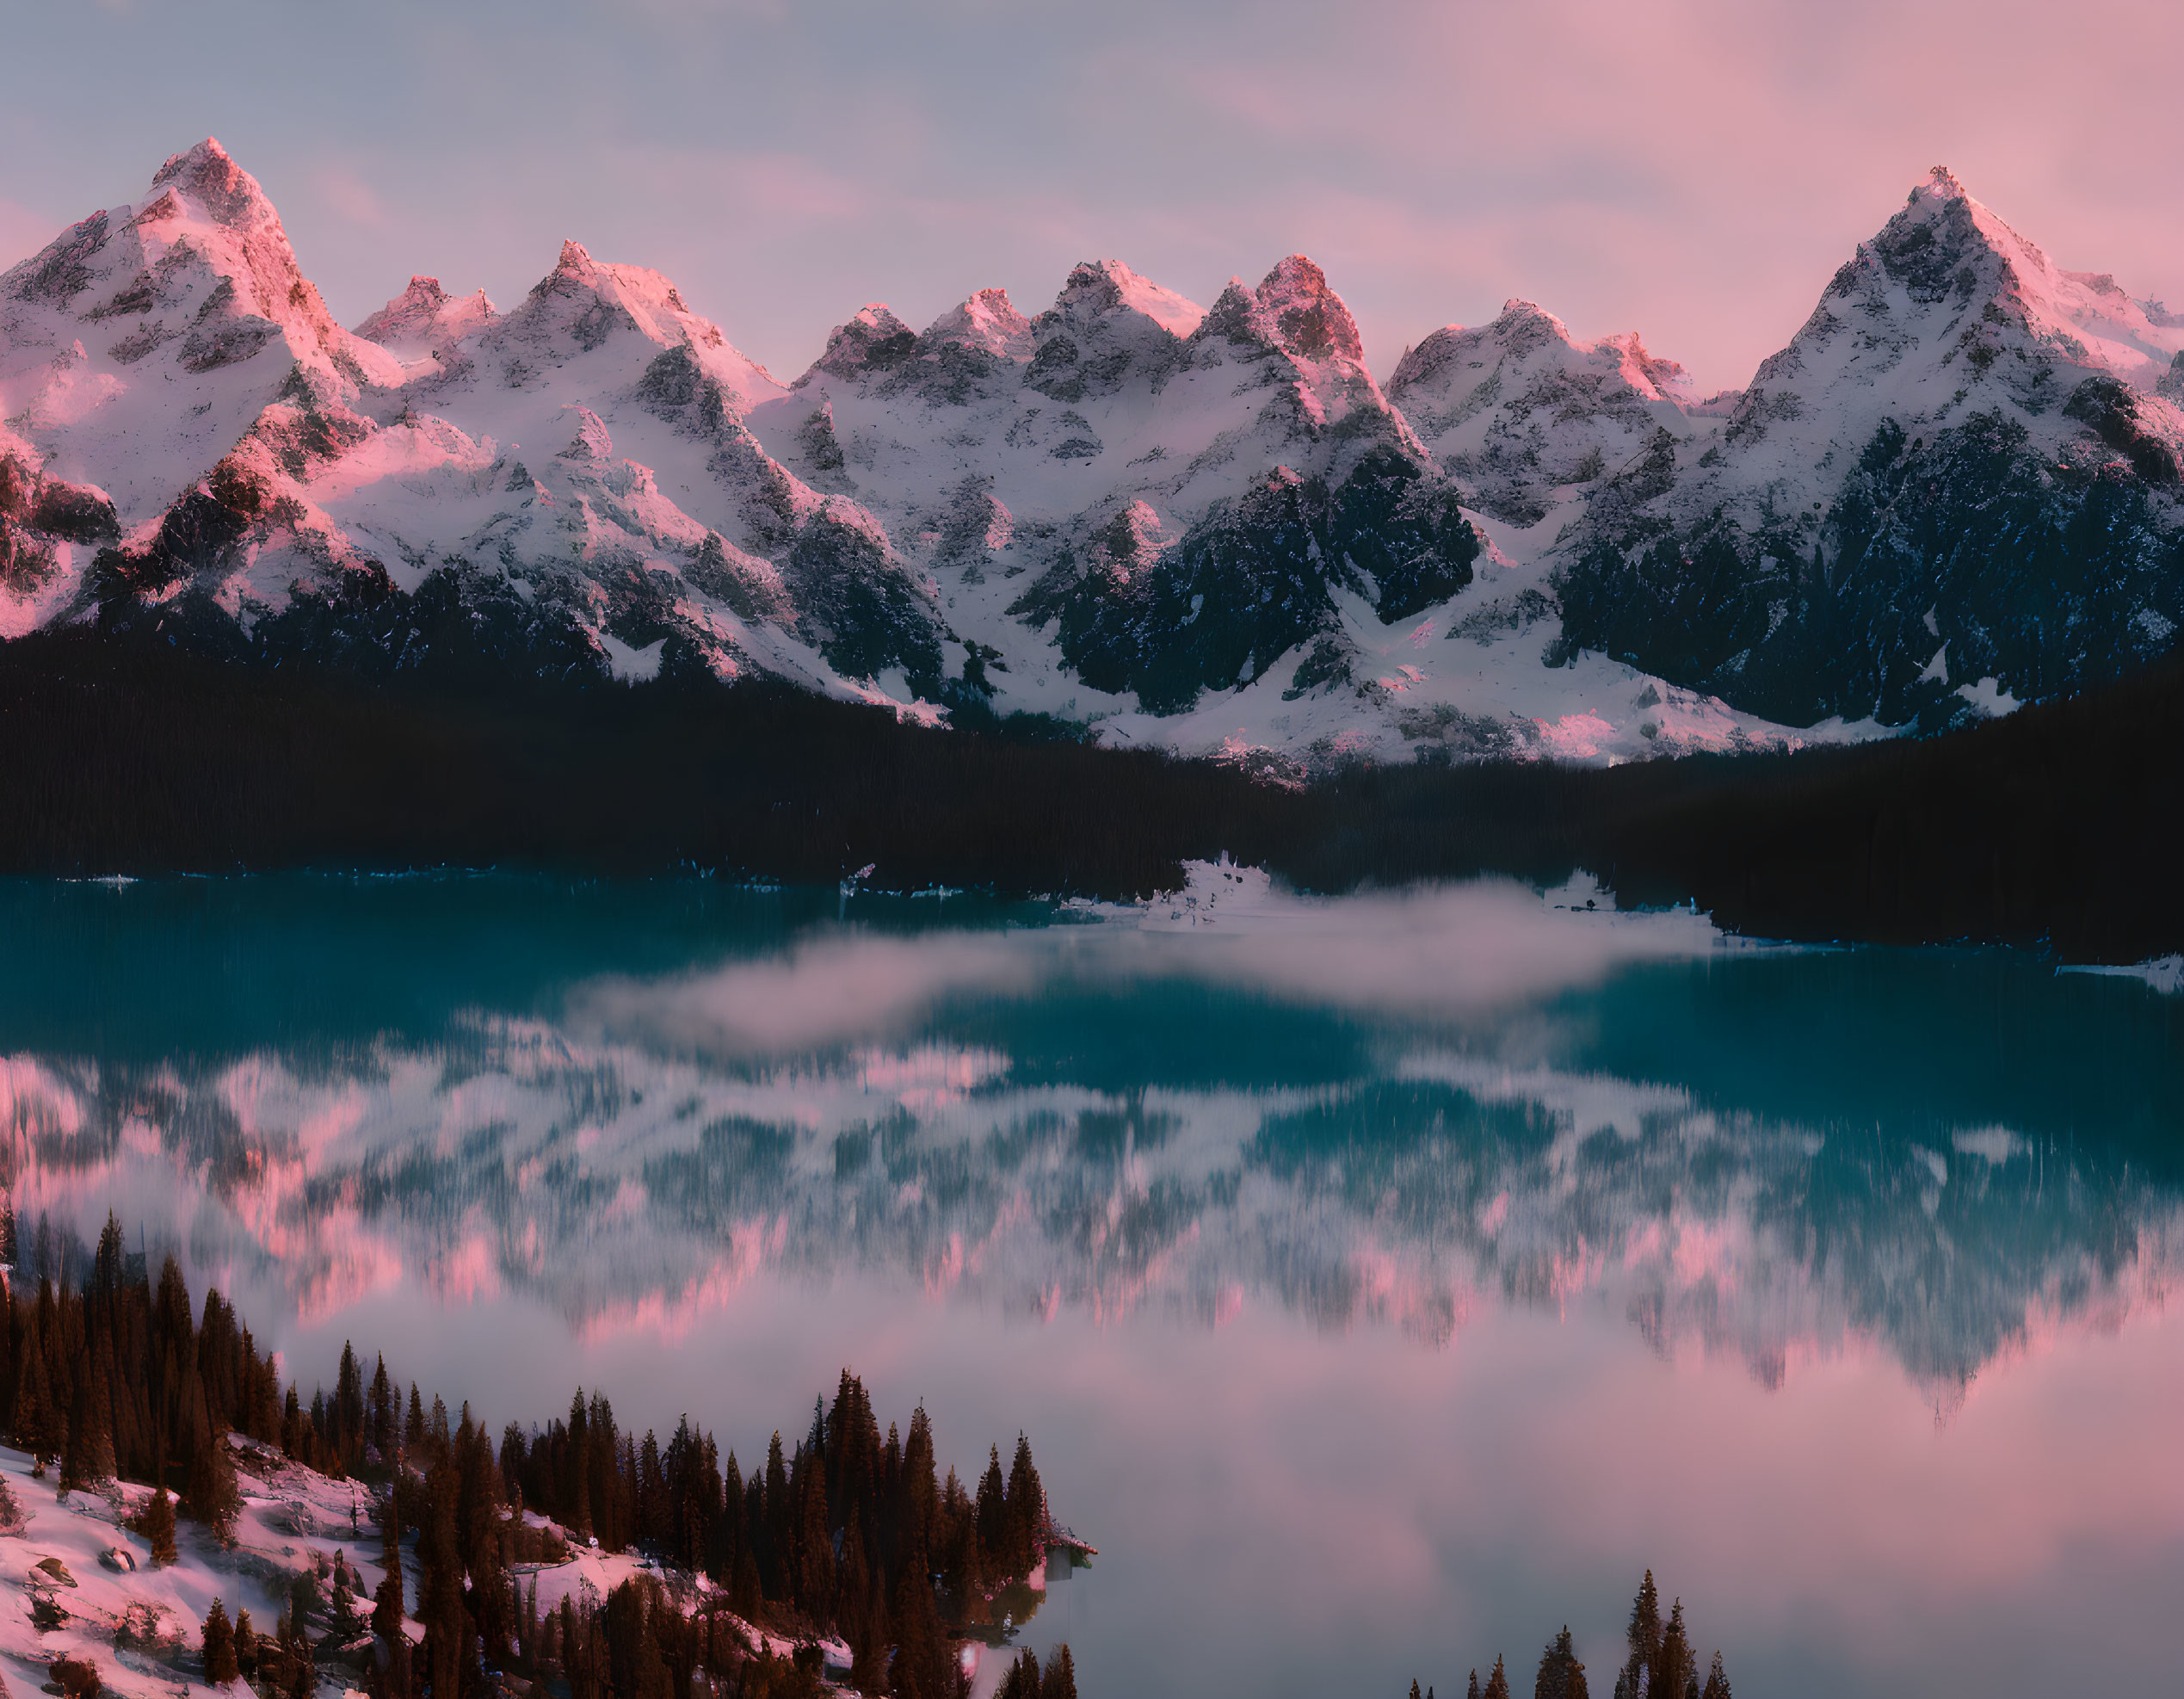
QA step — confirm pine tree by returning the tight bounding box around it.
[185,1416,241,1541]
[974,1444,1008,1581]
[1410,1683,1424,1699]
[134,1486,178,1565]
[1484,1655,1511,1699]
[1626,1570,1663,1692]
[794,1444,835,1617]
[1656,1601,1696,1699]
[886,1555,951,1699]
[235,1609,257,1678]
[10,1308,64,1469]
[367,1355,397,1466]
[1005,1432,1044,1576]
[203,1598,240,1685]
[1536,1626,1587,1699]
[335,1343,365,1471]
[998,1649,1040,1699]
[455,1412,511,1662]
[417,1460,465,1699]
[1040,1642,1077,1699]
[61,1351,116,1492]
[1699,1652,1730,1699]
[1467,1671,1481,1699]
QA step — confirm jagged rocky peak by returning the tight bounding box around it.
[1041,258,1204,338]
[801,304,916,385]
[887,291,1039,405]
[1595,330,1690,400]
[487,237,782,424]
[1024,260,1203,401]
[133,138,354,355]
[1784,165,2184,401]
[1552,165,2184,734]
[1393,300,1688,410]
[1239,254,1366,362]
[148,137,280,236]
[789,293,1036,405]
[354,275,498,356]
[6,134,379,383]
[557,404,614,462]
[920,287,1033,359]
[1183,256,1407,450]
[502,238,722,356]
[0,135,416,557]
[1389,297,1694,528]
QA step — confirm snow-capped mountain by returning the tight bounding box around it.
[0,141,945,703]
[1388,300,1698,528]
[747,254,1482,720]
[0,139,408,637]
[6,145,2180,763]
[1552,167,2184,726]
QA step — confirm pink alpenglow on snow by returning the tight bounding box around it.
[2,138,2176,760]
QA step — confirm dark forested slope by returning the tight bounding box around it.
[1,628,2178,961]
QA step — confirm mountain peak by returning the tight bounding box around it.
[355,275,498,355]
[803,304,916,385]
[1497,298,1563,327]
[1255,255,1363,362]
[1921,164,1969,201]
[503,239,733,364]
[1199,256,1366,368]
[149,137,276,231]
[1047,261,1204,340]
[922,287,1033,358]
[1792,170,2184,387]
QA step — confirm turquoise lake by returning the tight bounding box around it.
[2,873,2179,1696]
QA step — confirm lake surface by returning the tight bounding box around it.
[3,871,2181,1697]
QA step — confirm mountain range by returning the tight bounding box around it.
[3,143,2181,765]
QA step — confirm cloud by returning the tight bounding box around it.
[717,151,873,224]
[312,164,392,230]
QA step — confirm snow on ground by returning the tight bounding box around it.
[0,1438,375,1699]
[0,1441,879,1699]
[1078,497,1881,768]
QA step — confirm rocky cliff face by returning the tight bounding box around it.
[1550,168,2184,726]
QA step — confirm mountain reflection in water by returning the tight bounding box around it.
[0,874,2175,1405]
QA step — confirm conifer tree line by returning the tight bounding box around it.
[1403,1572,1730,1699]
[0,1210,1075,1699]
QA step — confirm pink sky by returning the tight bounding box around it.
[5,0,2182,391]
